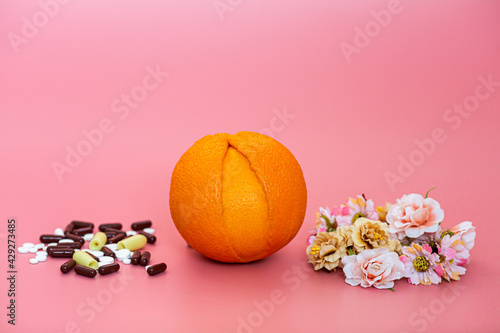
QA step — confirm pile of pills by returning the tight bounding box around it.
[18,220,167,278]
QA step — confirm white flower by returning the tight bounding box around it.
[448,221,475,251]
[387,193,444,240]
[341,248,405,289]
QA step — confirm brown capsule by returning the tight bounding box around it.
[131,251,141,265]
[98,263,120,275]
[104,228,125,238]
[40,234,64,243]
[48,247,74,258]
[71,221,95,229]
[64,233,85,244]
[131,220,152,231]
[64,223,75,235]
[57,242,82,249]
[72,227,93,236]
[60,259,77,274]
[74,265,97,278]
[87,252,100,262]
[147,263,167,276]
[99,223,122,232]
[138,231,156,244]
[101,247,116,258]
[107,233,125,244]
[140,251,151,266]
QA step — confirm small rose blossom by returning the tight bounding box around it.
[449,221,476,251]
[387,193,444,240]
[341,248,405,289]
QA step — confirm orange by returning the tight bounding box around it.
[169,131,307,263]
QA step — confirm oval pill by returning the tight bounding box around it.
[122,258,131,265]
[104,243,118,251]
[36,256,47,262]
[99,223,122,232]
[74,265,97,278]
[54,228,65,236]
[99,256,114,264]
[83,233,94,241]
[29,258,38,264]
[143,228,155,234]
[126,230,137,236]
[34,243,45,249]
[29,248,37,253]
[92,251,104,257]
[60,259,77,273]
[131,220,152,231]
[23,243,35,248]
[18,247,29,254]
[115,249,130,259]
[98,263,120,275]
[147,263,167,276]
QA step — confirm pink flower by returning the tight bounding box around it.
[449,221,476,251]
[439,235,469,280]
[387,193,444,240]
[336,195,379,226]
[341,248,405,289]
[400,243,443,285]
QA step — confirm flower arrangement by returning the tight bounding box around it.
[306,189,475,289]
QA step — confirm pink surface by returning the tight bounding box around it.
[1,0,500,332]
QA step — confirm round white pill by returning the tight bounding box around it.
[36,251,47,257]
[100,256,114,264]
[92,251,104,257]
[83,233,94,241]
[29,248,37,253]
[59,239,73,243]
[54,228,65,236]
[126,230,137,236]
[143,228,155,234]
[34,244,44,250]
[145,265,151,270]
[23,243,35,248]
[123,258,131,265]
[116,249,130,259]
[105,244,118,251]
[29,258,38,264]
[98,262,108,267]
[18,247,29,254]
[36,256,47,262]
[48,242,58,247]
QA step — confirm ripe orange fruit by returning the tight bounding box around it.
[169,131,307,263]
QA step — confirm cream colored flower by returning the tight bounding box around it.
[306,232,346,271]
[376,202,391,222]
[336,225,356,253]
[351,218,389,252]
[387,239,402,255]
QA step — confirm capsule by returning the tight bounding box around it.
[99,223,122,232]
[71,221,94,229]
[131,251,141,265]
[107,233,125,244]
[64,233,85,244]
[131,220,152,231]
[140,251,151,266]
[48,247,74,258]
[60,259,77,273]
[117,235,147,251]
[40,234,64,243]
[86,252,100,263]
[89,232,107,251]
[101,247,116,258]
[57,242,82,249]
[74,265,97,278]
[147,263,167,276]
[64,223,75,235]
[104,228,125,238]
[72,227,93,236]
[98,263,120,275]
[138,231,156,244]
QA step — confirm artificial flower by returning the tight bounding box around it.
[439,234,468,280]
[342,248,405,289]
[387,193,444,240]
[335,195,379,226]
[351,218,390,252]
[448,221,476,251]
[306,232,346,271]
[336,225,355,253]
[388,239,402,255]
[376,202,391,222]
[400,243,443,285]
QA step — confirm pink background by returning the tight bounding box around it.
[1,0,500,332]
